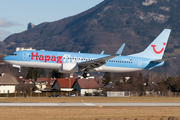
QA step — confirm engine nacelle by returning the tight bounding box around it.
[60,63,79,73]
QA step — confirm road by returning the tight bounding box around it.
[0,103,180,107]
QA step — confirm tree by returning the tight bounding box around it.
[158,79,168,93]
[32,85,39,91]
[50,69,64,78]
[175,75,180,94]
[26,68,40,80]
[26,85,32,93]
[132,72,146,96]
[103,72,111,86]
[166,77,176,92]
[137,73,146,95]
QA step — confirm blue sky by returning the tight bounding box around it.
[0,0,104,41]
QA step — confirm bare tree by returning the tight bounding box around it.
[175,75,180,96]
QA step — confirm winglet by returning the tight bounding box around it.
[100,51,104,54]
[115,43,126,56]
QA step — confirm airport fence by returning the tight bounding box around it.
[0,91,180,97]
[0,91,78,98]
[130,91,180,97]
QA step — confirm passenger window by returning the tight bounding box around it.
[10,53,17,56]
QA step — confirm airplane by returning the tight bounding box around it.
[3,29,175,78]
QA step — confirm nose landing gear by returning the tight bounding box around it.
[13,65,21,72]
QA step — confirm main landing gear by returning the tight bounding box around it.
[83,71,90,78]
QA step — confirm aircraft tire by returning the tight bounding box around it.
[83,73,87,78]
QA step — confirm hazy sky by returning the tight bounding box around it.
[0,0,104,41]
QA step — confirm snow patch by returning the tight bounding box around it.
[139,12,170,23]
[159,7,170,11]
[104,6,112,11]
[142,0,157,6]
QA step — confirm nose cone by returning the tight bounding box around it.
[3,56,10,61]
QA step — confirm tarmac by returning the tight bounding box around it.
[0,102,180,107]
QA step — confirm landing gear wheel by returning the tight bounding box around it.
[83,72,90,78]
[86,73,90,77]
[83,73,86,78]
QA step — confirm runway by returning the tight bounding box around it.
[0,103,180,107]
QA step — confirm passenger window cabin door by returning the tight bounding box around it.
[23,52,28,60]
[138,59,142,68]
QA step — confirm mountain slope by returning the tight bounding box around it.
[2,0,180,75]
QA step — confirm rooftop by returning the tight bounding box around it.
[0,73,19,85]
[78,78,99,89]
[57,78,76,88]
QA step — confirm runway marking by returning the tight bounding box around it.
[83,103,96,106]
[0,103,180,107]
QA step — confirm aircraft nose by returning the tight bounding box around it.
[3,56,9,61]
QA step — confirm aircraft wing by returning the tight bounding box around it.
[78,54,117,71]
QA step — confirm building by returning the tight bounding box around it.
[73,78,99,96]
[16,47,36,51]
[52,77,76,91]
[0,73,19,93]
[16,77,34,93]
[35,78,56,91]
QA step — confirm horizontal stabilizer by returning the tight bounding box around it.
[115,43,125,56]
[151,57,176,63]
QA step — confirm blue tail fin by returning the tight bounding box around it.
[129,29,171,59]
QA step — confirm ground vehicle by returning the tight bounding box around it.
[33,90,42,93]
[49,94,60,97]
[70,93,75,97]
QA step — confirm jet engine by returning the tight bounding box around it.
[59,63,79,73]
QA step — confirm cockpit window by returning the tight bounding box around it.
[10,53,17,56]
